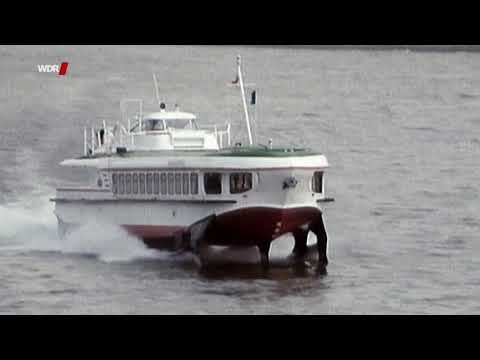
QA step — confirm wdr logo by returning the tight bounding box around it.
[37,62,69,76]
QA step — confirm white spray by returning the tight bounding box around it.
[0,196,164,263]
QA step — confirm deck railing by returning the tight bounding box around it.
[83,118,232,156]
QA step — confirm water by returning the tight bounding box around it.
[1,45,480,314]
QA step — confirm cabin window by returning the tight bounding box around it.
[139,173,146,194]
[112,171,201,197]
[133,173,138,194]
[312,172,324,193]
[160,173,167,195]
[153,173,160,194]
[102,173,110,188]
[165,119,190,129]
[190,173,198,195]
[146,173,153,194]
[230,173,253,194]
[175,173,182,194]
[182,173,190,195]
[204,173,222,195]
[143,119,165,131]
[167,173,174,195]
[125,174,132,194]
[118,174,125,195]
[112,173,118,194]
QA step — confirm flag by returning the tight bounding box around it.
[251,90,256,105]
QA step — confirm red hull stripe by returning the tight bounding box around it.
[209,206,321,246]
[59,207,321,249]
[123,225,184,239]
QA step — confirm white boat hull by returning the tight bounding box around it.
[53,168,329,255]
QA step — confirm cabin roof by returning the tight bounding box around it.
[145,111,197,121]
[76,146,322,160]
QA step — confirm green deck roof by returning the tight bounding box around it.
[79,146,321,160]
[210,146,320,157]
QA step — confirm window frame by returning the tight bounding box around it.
[132,173,139,194]
[125,173,132,194]
[167,173,174,195]
[160,173,167,195]
[204,172,222,195]
[139,173,146,194]
[118,173,125,195]
[182,173,190,195]
[112,173,118,194]
[146,173,153,195]
[153,173,160,195]
[190,173,198,195]
[174,173,182,195]
[312,171,324,194]
[229,172,253,194]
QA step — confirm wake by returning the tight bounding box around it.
[0,197,164,263]
[0,196,322,268]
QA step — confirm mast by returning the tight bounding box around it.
[237,55,253,146]
[152,72,161,109]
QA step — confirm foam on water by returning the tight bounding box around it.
[0,197,165,263]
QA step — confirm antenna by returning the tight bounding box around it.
[237,55,253,146]
[152,72,161,109]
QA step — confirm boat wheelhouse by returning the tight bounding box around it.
[53,56,333,269]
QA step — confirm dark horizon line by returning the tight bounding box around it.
[243,45,480,52]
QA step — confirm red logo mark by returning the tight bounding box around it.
[59,62,69,76]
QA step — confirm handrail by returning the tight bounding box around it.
[84,102,232,154]
[84,120,232,154]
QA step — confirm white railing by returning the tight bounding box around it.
[216,124,231,148]
[196,123,231,149]
[83,120,232,156]
[82,97,233,156]
[121,98,143,133]
[83,121,130,156]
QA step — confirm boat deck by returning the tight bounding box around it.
[77,146,322,160]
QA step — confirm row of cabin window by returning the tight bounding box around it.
[204,172,253,195]
[112,173,199,196]
[111,172,253,196]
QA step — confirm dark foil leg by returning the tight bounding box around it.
[311,214,329,266]
[258,241,271,269]
[292,228,309,260]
